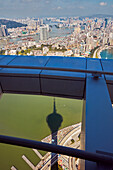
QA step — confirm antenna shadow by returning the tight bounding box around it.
[46,98,63,170]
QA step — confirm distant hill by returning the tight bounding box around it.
[80,14,113,19]
[0,19,27,28]
[89,14,113,18]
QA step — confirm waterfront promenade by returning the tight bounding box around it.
[93,45,113,59]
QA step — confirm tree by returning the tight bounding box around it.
[71,139,75,144]
[21,50,24,54]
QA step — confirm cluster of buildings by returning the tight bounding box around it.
[7,18,49,40]
[0,17,113,57]
[69,17,113,57]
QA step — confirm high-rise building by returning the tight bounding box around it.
[0,27,3,37]
[105,18,108,28]
[0,25,8,37]
[40,25,49,41]
[40,19,43,25]
[109,33,113,45]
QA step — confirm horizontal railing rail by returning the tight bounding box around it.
[0,135,113,165]
[0,65,112,77]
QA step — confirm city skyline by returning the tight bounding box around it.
[0,0,113,18]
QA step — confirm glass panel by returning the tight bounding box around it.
[0,94,83,169]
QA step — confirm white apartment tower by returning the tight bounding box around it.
[0,27,3,37]
[0,25,8,37]
[40,25,49,41]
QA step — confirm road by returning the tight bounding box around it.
[21,123,81,170]
[37,124,81,170]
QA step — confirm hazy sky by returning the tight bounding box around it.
[0,0,113,18]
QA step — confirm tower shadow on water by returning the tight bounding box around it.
[46,98,63,170]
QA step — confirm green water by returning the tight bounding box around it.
[0,94,83,170]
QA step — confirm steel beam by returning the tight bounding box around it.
[81,75,113,169]
[0,135,113,166]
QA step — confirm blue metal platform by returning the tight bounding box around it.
[0,55,113,101]
[0,55,113,170]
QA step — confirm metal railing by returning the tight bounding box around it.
[0,64,113,80]
[0,135,113,166]
[0,65,112,76]
[0,64,113,167]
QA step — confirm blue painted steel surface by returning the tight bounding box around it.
[0,68,41,76]
[41,56,86,79]
[84,76,113,169]
[0,56,50,93]
[87,58,102,72]
[8,56,50,66]
[0,55,113,100]
[0,55,113,169]
[87,58,104,80]
[101,59,113,81]
[41,56,86,98]
[0,56,15,65]
[101,59,113,102]
[0,56,50,75]
[0,56,87,98]
[0,55,113,101]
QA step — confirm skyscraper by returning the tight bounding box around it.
[109,33,113,45]
[40,25,49,41]
[0,25,8,37]
[105,18,108,28]
[0,27,3,37]
[40,19,43,26]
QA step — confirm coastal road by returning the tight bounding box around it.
[38,126,81,170]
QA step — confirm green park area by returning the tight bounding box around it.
[0,94,83,169]
[17,44,67,56]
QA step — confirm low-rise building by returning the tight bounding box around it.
[43,47,49,55]
[9,50,17,55]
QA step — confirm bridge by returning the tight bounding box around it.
[0,55,113,169]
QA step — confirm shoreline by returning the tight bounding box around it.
[95,45,113,59]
